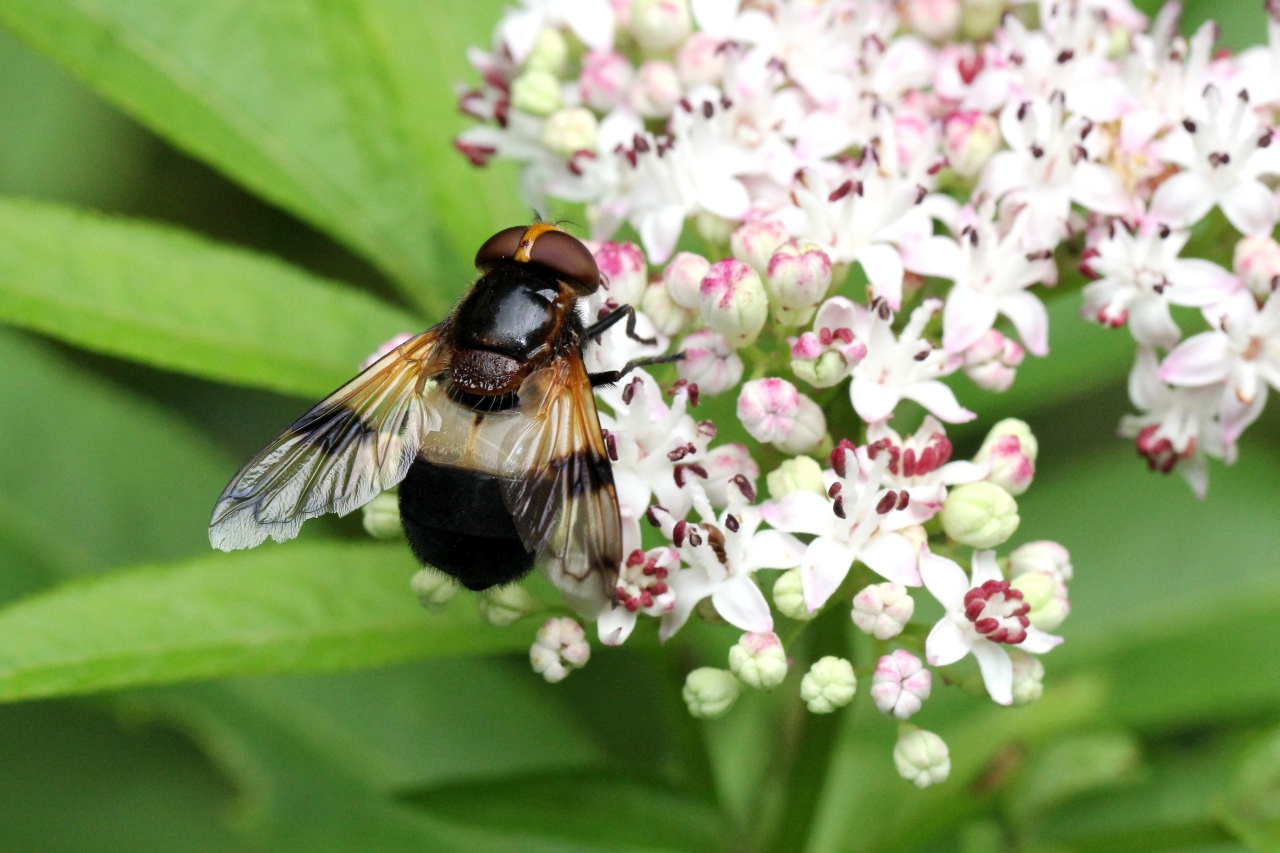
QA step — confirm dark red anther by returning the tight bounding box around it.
[833,495,846,518]
[896,490,910,511]
[672,520,688,547]
[725,514,740,532]
[913,348,930,361]
[646,505,666,527]
[828,179,855,202]
[830,439,858,477]
[1079,246,1101,279]
[1208,151,1231,167]
[720,94,733,110]
[1183,118,1197,133]
[680,98,693,112]
[876,491,897,514]
[633,134,650,153]
[958,52,984,84]
[936,437,953,465]
[697,419,718,438]
[828,481,842,498]
[626,549,645,567]
[604,429,619,462]
[652,581,668,595]
[688,528,703,547]
[818,327,834,345]
[1056,49,1074,63]
[639,591,654,608]
[833,327,854,344]
[702,100,714,119]
[902,447,917,478]
[621,376,643,404]
[686,463,708,479]
[732,473,756,501]
[1029,144,1045,158]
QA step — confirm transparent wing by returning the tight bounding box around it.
[210,328,449,551]
[500,353,622,618]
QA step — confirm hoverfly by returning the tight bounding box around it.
[209,224,675,617]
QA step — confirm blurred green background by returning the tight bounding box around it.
[0,1,1276,851]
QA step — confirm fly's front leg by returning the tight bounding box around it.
[590,353,684,387]
[583,304,657,346]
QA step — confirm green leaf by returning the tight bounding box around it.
[0,327,232,589]
[0,542,534,702]
[0,197,421,398]
[0,0,479,306]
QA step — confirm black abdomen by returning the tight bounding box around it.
[398,457,534,590]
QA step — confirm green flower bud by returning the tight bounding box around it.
[477,584,542,627]
[410,568,457,611]
[362,490,403,540]
[1009,650,1045,705]
[893,725,951,788]
[511,69,562,117]
[728,632,788,690]
[767,455,826,500]
[524,27,568,76]
[682,667,741,718]
[800,656,857,713]
[941,482,1020,548]
[791,349,849,388]
[541,107,598,158]
[772,568,814,621]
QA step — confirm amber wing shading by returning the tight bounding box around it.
[501,352,622,619]
[209,328,448,551]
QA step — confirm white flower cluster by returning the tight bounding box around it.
[459,0,1280,498]
[427,0,1280,787]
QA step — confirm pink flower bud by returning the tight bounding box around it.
[628,60,682,118]
[629,0,691,54]
[593,241,648,307]
[852,582,915,639]
[974,419,1037,496]
[788,296,867,388]
[641,279,694,335]
[902,0,961,40]
[730,220,790,276]
[775,394,826,454]
[700,258,768,347]
[677,329,744,395]
[943,111,1001,179]
[962,329,1025,392]
[871,650,932,719]
[1233,233,1280,300]
[676,32,724,87]
[701,444,760,508]
[663,251,711,310]
[580,50,634,112]
[737,377,801,444]
[766,240,834,325]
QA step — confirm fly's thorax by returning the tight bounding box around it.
[453,262,576,359]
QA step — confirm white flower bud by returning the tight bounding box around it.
[871,650,932,719]
[593,241,648,307]
[728,632,789,690]
[774,394,826,455]
[410,568,458,611]
[940,482,1020,548]
[676,32,724,87]
[580,50,634,112]
[682,667,741,718]
[851,582,916,640]
[701,444,759,507]
[1010,571,1069,631]
[700,258,768,347]
[894,726,951,788]
[1009,540,1073,583]
[903,0,961,40]
[663,251,711,310]
[1009,649,1045,705]
[541,107,598,158]
[974,418,1038,496]
[677,329,744,395]
[362,490,403,540]
[962,329,1024,393]
[529,617,591,683]
[800,656,857,713]
[766,455,826,500]
[510,68,562,116]
[943,110,1001,178]
[630,0,691,53]
[1233,233,1280,300]
[765,240,834,326]
[641,279,694,335]
[629,60,682,118]
[524,27,569,75]
[477,584,542,627]
[772,568,814,621]
[729,220,789,276]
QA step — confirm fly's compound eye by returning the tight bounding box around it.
[527,228,600,294]
[474,225,528,271]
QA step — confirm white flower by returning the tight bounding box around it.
[499,0,615,65]
[677,330,744,395]
[530,617,591,683]
[1150,85,1280,236]
[865,416,987,527]
[597,546,680,646]
[849,298,975,424]
[736,377,826,453]
[651,484,805,641]
[789,297,869,389]
[1081,220,1240,349]
[763,441,921,612]
[921,550,1062,706]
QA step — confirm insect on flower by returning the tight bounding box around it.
[209,224,678,618]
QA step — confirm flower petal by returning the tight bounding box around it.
[742,530,807,571]
[597,605,638,646]
[801,536,857,611]
[943,286,999,354]
[760,491,836,537]
[1158,332,1232,386]
[969,549,1002,584]
[1149,172,1215,229]
[1220,179,1280,237]
[712,576,775,633]
[919,550,969,611]
[1017,626,1064,655]
[901,380,976,423]
[925,616,972,666]
[850,375,901,423]
[855,243,906,310]
[971,641,1014,705]
[998,290,1049,356]
[859,531,922,586]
